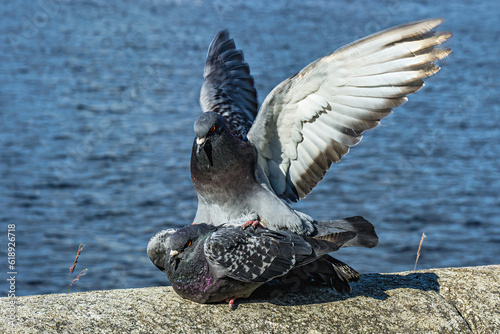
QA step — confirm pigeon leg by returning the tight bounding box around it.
[227,297,237,309]
[241,220,264,230]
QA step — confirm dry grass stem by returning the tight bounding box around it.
[414,233,426,271]
[67,244,87,293]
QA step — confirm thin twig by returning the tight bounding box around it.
[414,233,426,271]
[70,269,87,286]
[68,244,87,293]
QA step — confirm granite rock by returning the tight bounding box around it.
[1,265,498,333]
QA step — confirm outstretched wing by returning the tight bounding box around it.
[200,30,258,139]
[247,18,452,201]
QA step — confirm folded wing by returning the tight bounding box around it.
[204,226,360,283]
[204,227,302,282]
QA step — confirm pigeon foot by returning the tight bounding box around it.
[227,297,237,309]
[241,220,263,230]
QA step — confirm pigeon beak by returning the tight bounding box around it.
[168,250,181,270]
[168,249,179,267]
[196,137,206,154]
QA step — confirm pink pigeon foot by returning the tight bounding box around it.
[241,220,264,230]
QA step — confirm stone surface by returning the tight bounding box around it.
[1,265,498,333]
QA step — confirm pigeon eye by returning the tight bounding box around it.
[185,240,192,247]
[210,126,216,132]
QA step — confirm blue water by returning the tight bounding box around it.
[1,0,499,297]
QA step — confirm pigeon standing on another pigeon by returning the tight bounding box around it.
[147,216,378,306]
[191,19,452,234]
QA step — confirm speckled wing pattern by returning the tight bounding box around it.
[200,30,258,139]
[204,227,313,283]
[247,18,452,202]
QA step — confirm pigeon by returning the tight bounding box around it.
[147,216,378,305]
[191,19,452,234]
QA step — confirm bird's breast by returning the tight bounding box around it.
[191,139,257,201]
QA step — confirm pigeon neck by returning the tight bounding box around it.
[166,247,218,303]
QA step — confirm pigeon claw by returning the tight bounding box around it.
[241,220,263,230]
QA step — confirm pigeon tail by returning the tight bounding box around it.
[284,255,360,294]
[311,216,379,248]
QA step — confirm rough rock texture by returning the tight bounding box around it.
[1,265,498,333]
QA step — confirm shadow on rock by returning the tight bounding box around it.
[244,272,440,306]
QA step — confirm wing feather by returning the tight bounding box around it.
[349,33,452,65]
[329,85,418,98]
[247,18,451,201]
[200,30,258,139]
[333,95,408,109]
[205,228,304,282]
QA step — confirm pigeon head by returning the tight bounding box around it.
[147,229,177,272]
[193,112,226,154]
[168,224,215,270]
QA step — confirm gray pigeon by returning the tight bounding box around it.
[191,19,452,234]
[147,216,378,305]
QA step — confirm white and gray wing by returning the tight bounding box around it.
[200,30,258,139]
[247,18,452,202]
[147,229,177,272]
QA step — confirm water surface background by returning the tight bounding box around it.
[1,0,499,296]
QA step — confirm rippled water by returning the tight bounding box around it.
[1,0,499,296]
